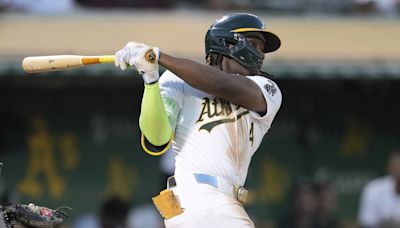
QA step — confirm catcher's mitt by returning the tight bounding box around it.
[0,203,70,228]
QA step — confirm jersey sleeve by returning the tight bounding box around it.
[159,70,184,131]
[247,76,282,125]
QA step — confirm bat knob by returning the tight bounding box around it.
[145,50,157,63]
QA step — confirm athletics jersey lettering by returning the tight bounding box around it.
[199,111,249,132]
[196,98,233,122]
[196,97,249,132]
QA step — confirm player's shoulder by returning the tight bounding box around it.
[160,70,181,80]
[249,72,278,83]
[247,74,281,98]
[159,70,185,85]
[364,176,392,194]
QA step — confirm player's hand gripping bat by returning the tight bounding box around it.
[22,51,156,73]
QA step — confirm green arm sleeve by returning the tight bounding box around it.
[139,82,173,153]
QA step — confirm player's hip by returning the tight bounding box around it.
[164,204,254,228]
[173,172,248,203]
[153,173,253,227]
[164,184,254,228]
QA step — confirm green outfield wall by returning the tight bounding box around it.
[0,73,399,226]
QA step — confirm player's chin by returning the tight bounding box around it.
[246,65,262,76]
[234,63,259,75]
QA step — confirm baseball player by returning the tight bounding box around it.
[115,13,282,227]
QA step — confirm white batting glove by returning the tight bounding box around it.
[115,41,160,84]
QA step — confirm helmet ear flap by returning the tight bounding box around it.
[206,32,264,71]
[228,33,264,69]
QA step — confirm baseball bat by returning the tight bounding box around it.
[22,55,115,73]
[22,50,156,73]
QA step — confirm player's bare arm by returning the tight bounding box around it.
[158,52,267,113]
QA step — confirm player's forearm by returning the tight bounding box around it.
[159,52,229,94]
[139,82,173,146]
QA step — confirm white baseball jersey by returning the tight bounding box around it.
[159,70,282,188]
[358,176,400,227]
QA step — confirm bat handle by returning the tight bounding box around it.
[82,55,115,65]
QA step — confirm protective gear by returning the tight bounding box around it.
[140,82,173,156]
[0,203,69,228]
[115,42,160,84]
[205,13,281,70]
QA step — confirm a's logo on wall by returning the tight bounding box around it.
[264,81,277,96]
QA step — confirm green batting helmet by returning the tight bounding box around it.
[205,13,281,69]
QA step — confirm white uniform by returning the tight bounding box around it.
[159,70,282,228]
[358,176,400,227]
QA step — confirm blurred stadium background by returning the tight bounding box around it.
[0,0,400,227]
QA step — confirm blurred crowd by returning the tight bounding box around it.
[0,0,400,17]
[276,180,339,228]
